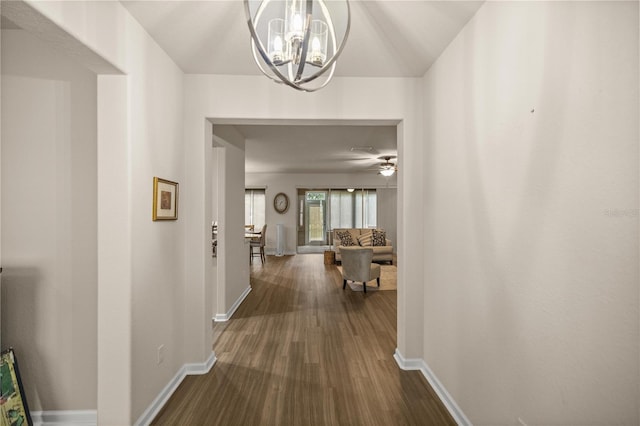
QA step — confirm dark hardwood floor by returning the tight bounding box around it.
[151,254,455,425]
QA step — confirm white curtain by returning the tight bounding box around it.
[330,189,376,229]
[245,189,265,229]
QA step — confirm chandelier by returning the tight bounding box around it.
[244,0,351,92]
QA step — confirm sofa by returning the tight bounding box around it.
[333,228,393,264]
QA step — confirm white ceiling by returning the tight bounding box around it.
[119,1,484,174]
[121,0,483,77]
[234,123,398,173]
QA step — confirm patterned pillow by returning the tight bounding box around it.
[372,229,386,246]
[336,230,356,247]
[358,231,373,247]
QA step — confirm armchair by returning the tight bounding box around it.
[339,246,381,294]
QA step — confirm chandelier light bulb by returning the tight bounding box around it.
[272,36,284,64]
[293,14,303,33]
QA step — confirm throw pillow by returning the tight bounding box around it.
[372,229,386,246]
[358,232,373,247]
[336,230,356,247]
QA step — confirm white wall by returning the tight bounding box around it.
[376,187,397,252]
[245,172,397,254]
[1,29,97,411]
[421,2,639,424]
[3,1,188,423]
[213,125,250,317]
[127,15,185,424]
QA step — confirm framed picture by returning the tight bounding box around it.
[1,349,32,426]
[153,177,179,221]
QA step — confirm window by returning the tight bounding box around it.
[330,189,376,229]
[245,189,265,229]
[306,192,326,201]
[330,190,354,228]
[355,189,377,228]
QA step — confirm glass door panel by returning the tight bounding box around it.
[305,191,327,245]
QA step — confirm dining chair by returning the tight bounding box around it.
[250,224,267,264]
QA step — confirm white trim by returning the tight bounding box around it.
[213,285,252,322]
[265,249,296,256]
[394,349,472,426]
[31,410,97,426]
[184,350,217,375]
[134,351,216,426]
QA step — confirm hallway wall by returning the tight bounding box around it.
[1,29,98,412]
[421,2,639,424]
[212,125,251,318]
[3,1,189,423]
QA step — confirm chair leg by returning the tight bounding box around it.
[249,246,253,264]
[363,282,367,293]
[377,277,380,287]
[343,279,347,290]
[260,247,265,263]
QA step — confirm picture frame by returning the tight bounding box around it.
[1,348,32,426]
[153,177,179,221]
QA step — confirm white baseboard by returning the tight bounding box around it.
[184,350,217,375]
[31,352,216,426]
[31,410,97,426]
[213,285,251,322]
[134,351,216,426]
[265,249,296,256]
[393,349,471,426]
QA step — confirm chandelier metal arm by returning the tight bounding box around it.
[294,0,313,82]
[293,0,351,86]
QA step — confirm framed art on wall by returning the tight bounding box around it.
[153,177,179,221]
[1,349,32,426]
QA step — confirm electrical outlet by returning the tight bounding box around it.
[157,344,165,365]
[517,417,528,426]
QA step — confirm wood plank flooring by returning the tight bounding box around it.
[151,254,455,425]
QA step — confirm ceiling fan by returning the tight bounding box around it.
[374,156,397,176]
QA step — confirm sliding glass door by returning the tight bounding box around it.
[297,188,377,252]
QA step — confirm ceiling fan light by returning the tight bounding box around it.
[380,168,395,177]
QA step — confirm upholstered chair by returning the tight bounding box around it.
[340,246,381,294]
